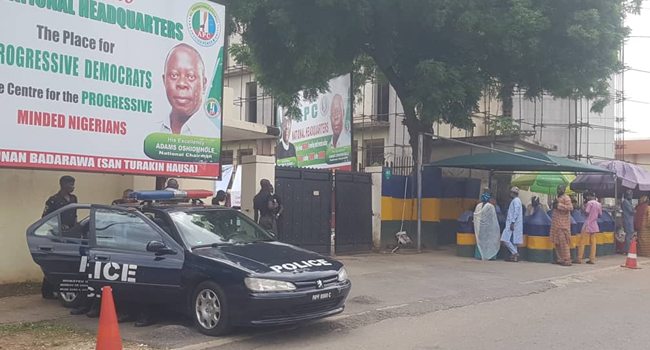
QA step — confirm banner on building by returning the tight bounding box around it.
[276,74,352,170]
[0,0,225,178]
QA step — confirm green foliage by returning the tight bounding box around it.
[225,0,641,134]
[487,117,520,136]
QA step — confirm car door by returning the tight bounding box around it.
[87,207,184,304]
[26,205,91,294]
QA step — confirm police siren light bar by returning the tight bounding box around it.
[130,190,214,201]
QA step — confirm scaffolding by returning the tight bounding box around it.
[223,61,626,171]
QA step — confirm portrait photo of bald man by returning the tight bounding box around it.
[328,93,351,149]
[156,43,221,137]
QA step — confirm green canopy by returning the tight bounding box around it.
[427,152,612,174]
[510,172,578,195]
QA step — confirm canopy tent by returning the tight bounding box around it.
[511,172,578,195]
[427,152,613,174]
[572,160,650,198]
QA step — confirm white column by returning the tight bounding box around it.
[241,155,276,219]
[365,166,383,251]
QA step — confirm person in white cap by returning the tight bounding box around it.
[501,187,523,262]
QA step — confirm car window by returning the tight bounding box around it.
[94,209,162,252]
[170,210,274,248]
[145,211,185,246]
[61,208,90,239]
[34,217,60,237]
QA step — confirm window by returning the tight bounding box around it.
[94,209,162,252]
[364,139,385,167]
[222,150,234,165]
[238,149,253,164]
[375,83,390,122]
[34,208,90,239]
[170,210,273,248]
[35,217,60,237]
[272,102,279,127]
[247,82,258,123]
[61,208,90,239]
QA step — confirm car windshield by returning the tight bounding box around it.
[170,210,274,248]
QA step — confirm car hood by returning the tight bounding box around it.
[192,241,343,280]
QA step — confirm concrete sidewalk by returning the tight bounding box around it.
[0,249,644,349]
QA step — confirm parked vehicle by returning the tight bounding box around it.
[26,190,351,336]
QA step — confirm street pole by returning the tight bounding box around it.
[614,174,619,213]
[417,132,423,253]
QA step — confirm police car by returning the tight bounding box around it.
[26,190,351,336]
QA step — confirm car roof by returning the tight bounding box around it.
[41,203,236,217]
[125,203,235,214]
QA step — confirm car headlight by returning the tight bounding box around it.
[338,267,349,282]
[245,278,296,292]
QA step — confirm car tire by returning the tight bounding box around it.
[58,291,86,309]
[192,281,232,336]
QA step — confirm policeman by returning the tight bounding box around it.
[112,189,136,205]
[42,175,78,228]
[165,178,179,191]
[254,179,278,233]
[40,175,78,300]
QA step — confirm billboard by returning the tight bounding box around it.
[276,74,352,170]
[0,0,225,178]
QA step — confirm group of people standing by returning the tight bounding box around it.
[550,186,602,266]
[474,185,603,266]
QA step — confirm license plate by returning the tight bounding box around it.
[311,292,332,301]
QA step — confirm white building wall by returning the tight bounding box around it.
[513,94,616,160]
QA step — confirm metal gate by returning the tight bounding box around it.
[335,171,373,254]
[275,167,333,255]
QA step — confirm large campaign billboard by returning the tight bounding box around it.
[276,74,352,170]
[0,0,225,178]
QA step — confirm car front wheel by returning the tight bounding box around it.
[192,281,231,336]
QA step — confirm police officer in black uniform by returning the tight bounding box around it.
[41,175,78,300]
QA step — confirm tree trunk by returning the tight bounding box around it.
[369,63,433,167]
[499,83,515,118]
[402,104,433,165]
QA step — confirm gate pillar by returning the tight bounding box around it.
[241,155,276,219]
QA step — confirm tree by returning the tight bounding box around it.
[225,0,641,161]
[480,0,641,119]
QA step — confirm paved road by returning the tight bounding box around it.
[3,251,645,350]
[212,257,649,350]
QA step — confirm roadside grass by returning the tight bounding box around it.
[0,322,155,350]
[0,282,41,299]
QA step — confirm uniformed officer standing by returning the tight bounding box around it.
[254,179,278,233]
[40,175,78,300]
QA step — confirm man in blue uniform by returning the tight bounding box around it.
[41,175,77,299]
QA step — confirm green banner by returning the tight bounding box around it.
[144,133,220,163]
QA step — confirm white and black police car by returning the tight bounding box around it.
[26,190,351,336]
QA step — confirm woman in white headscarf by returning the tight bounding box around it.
[474,193,501,260]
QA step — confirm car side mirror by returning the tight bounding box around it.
[146,241,176,255]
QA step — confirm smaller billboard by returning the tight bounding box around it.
[276,75,352,170]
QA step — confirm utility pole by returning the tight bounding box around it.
[417,132,423,253]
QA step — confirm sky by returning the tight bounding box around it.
[624,9,650,140]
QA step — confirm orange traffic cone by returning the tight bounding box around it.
[96,286,123,350]
[621,238,641,270]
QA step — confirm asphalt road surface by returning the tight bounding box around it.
[212,259,649,350]
[4,252,645,350]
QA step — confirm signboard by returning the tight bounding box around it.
[215,164,233,193]
[276,74,352,170]
[0,0,225,178]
